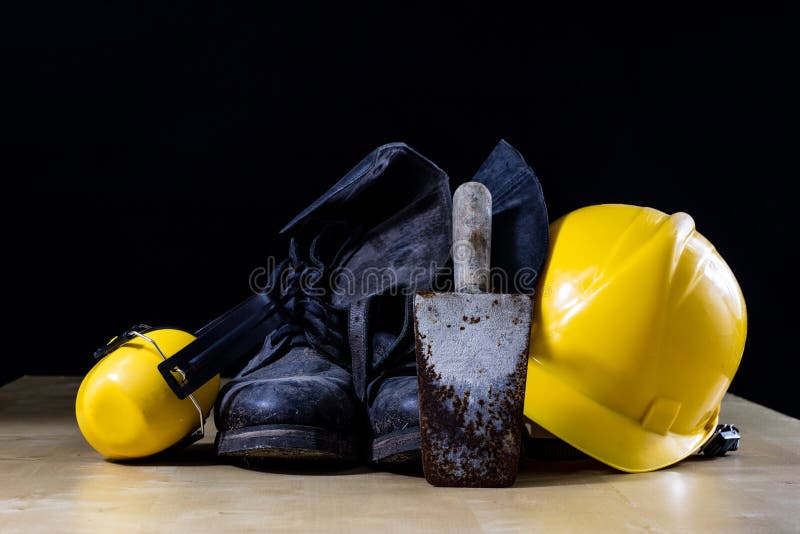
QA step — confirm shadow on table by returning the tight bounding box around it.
[109,444,631,484]
[107,443,425,477]
[227,456,372,476]
[512,458,621,488]
[111,443,371,475]
[108,443,224,468]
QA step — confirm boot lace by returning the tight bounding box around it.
[240,223,357,374]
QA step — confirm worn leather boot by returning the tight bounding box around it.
[215,223,360,460]
[350,293,420,464]
[362,140,550,465]
[214,142,452,461]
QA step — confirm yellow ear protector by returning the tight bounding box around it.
[76,293,279,459]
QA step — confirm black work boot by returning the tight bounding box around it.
[363,140,550,466]
[350,293,421,464]
[214,142,452,462]
[215,223,360,460]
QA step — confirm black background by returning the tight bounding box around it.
[6,4,798,417]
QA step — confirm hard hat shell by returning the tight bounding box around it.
[524,204,747,472]
[76,328,220,459]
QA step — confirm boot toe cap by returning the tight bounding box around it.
[369,376,420,437]
[216,374,357,433]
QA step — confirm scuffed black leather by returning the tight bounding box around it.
[283,142,452,308]
[215,224,357,437]
[369,376,419,437]
[215,347,357,432]
[357,293,419,444]
[471,139,549,293]
[215,142,452,454]
[332,180,452,308]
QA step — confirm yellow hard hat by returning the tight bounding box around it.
[524,204,747,472]
[75,327,220,460]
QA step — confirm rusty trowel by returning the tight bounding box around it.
[413,182,533,487]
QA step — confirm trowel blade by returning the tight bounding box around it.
[413,291,533,487]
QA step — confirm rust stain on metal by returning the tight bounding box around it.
[416,348,529,488]
[413,292,533,488]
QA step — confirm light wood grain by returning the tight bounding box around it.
[1,376,798,533]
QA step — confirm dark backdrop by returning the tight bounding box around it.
[6,4,798,418]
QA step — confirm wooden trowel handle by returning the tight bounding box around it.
[453,182,492,294]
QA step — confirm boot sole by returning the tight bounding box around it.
[370,427,421,465]
[216,424,358,462]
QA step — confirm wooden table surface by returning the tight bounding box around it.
[1,376,798,533]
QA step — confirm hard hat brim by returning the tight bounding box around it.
[524,358,717,473]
